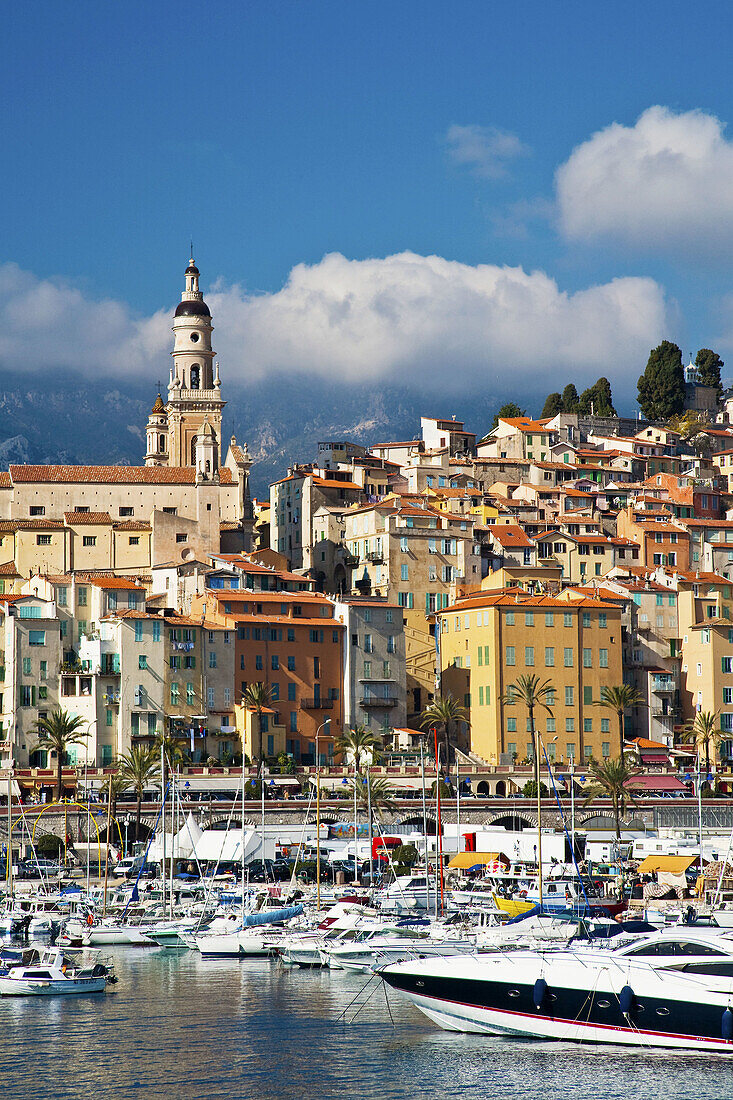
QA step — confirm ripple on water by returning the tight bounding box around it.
[0,951,731,1100]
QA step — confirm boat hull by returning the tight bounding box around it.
[0,976,106,996]
[381,955,733,1052]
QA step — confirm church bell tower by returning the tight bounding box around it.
[163,257,226,470]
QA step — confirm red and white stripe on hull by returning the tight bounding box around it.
[401,990,733,1052]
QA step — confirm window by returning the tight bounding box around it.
[78,587,87,607]
[725,688,733,706]
[255,655,263,671]
[524,646,534,667]
[401,564,409,581]
[723,658,732,674]
[176,533,188,544]
[36,535,51,546]
[507,718,517,733]
[129,536,140,546]
[563,612,572,627]
[525,611,534,626]
[400,536,408,552]
[186,682,195,706]
[138,655,147,669]
[290,712,298,733]
[599,612,607,628]
[134,621,143,643]
[22,657,31,676]
[545,612,554,627]
[28,630,45,646]
[209,651,218,669]
[287,656,295,671]
[270,654,278,671]
[564,648,573,667]
[583,612,591,628]
[82,536,97,547]
[39,660,46,680]
[29,505,45,516]
[545,647,554,667]
[506,611,515,626]
[584,718,593,733]
[20,685,33,707]
[583,648,592,668]
[287,628,295,642]
[119,506,133,517]
[506,646,515,666]
[170,682,180,706]
[207,687,215,709]
[566,717,575,732]
[287,684,296,702]
[565,686,574,705]
[599,648,608,668]
[57,586,68,607]
[601,718,610,734]
[602,742,611,758]
[583,685,593,706]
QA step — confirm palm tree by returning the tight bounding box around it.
[33,708,90,801]
[155,728,189,789]
[241,682,274,764]
[119,745,160,842]
[336,725,382,772]
[419,695,470,766]
[350,774,397,815]
[594,684,646,758]
[684,710,723,775]
[500,674,555,762]
[583,756,640,840]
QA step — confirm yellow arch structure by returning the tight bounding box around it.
[28,801,123,878]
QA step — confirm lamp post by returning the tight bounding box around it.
[314,717,331,911]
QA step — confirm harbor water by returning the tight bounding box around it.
[1,949,732,1099]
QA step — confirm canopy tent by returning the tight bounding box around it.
[448,851,509,870]
[626,775,687,793]
[636,855,697,874]
[180,776,301,791]
[309,775,427,792]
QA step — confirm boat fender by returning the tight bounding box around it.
[533,978,548,1010]
[619,985,635,1016]
[722,1008,733,1041]
[86,914,94,927]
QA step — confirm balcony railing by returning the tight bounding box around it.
[651,676,675,692]
[103,692,120,705]
[300,698,334,710]
[366,551,384,563]
[360,696,398,709]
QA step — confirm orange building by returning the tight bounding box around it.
[616,508,690,572]
[193,589,344,765]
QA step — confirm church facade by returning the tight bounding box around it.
[0,260,253,582]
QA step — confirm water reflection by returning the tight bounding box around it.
[0,950,730,1099]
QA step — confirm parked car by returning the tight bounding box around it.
[22,858,63,877]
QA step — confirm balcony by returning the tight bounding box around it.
[101,656,120,676]
[366,550,384,563]
[300,698,334,710]
[360,696,398,709]
[0,740,11,752]
[103,692,120,706]
[651,675,675,693]
[343,554,359,568]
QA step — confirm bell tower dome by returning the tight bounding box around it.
[165,256,226,470]
[145,392,169,466]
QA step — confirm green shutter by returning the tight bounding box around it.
[426,593,431,614]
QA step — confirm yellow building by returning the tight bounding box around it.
[438,591,623,767]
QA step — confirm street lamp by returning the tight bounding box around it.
[314,717,331,911]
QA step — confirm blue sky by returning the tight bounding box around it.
[3,1,733,407]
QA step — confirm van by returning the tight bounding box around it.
[112,856,142,878]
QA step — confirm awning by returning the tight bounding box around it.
[181,776,301,792]
[640,752,668,764]
[310,775,428,792]
[448,851,508,870]
[636,855,697,874]
[627,775,687,793]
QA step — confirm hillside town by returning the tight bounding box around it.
[2,259,733,805]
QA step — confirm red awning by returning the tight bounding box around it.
[627,774,687,792]
[640,751,668,764]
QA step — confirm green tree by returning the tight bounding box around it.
[119,745,160,842]
[420,695,470,766]
[491,402,527,431]
[695,348,724,397]
[583,756,640,840]
[522,779,549,798]
[335,725,383,772]
[578,376,616,417]
[683,710,723,775]
[594,684,646,758]
[392,843,419,870]
[241,682,274,764]
[637,341,685,420]
[561,383,579,413]
[541,392,562,417]
[155,728,190,779]
[33,709,90,801]
[350,774,397,815]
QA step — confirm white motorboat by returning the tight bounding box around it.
[380,926,733,1050]
[0,947,109,996]
[322,925,476,972]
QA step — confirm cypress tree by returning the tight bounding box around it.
[541,392,562,417]
[637,341,685,420]
[561,383,579,413]
[695,348,724,396]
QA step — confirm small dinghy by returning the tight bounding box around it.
[0,947,111,996]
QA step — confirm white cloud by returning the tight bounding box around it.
[556,106,733,253]
[0,262,169,376]
[211,252,668,395]
[445,124,528,179]
[0,254,670,400]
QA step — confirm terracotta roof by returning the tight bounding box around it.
[64,511,113,525]
[0,473,10,488]
[490,524,535,548]
[0,562,20,575]
[114,521,151,532]
[498,417,551,432]
[0,519,65,531]
[7,464,234,486]
[87,576,146,590]
[441,592,618,612]
[311,476,362,491]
